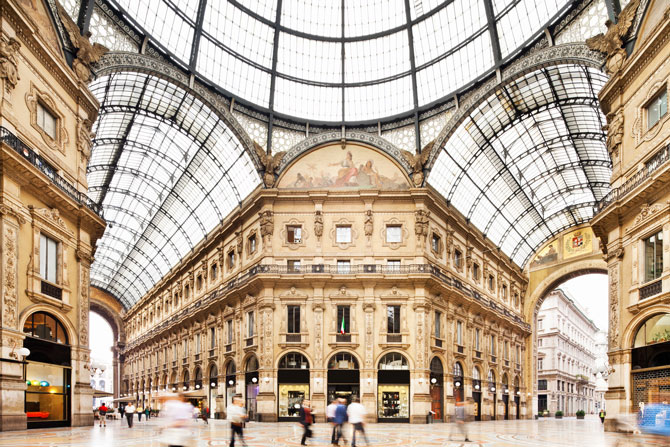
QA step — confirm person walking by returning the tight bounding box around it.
[137,405,144,422]
[160,393,194,447]
[599,408,606,424]
[119,405,125,420]
[98,402,108,427]
[347,397,369,447]
[201,406,209,425]
[298,400,314,446]
[327,399,338,445]
[333,398,348,446]
[145,407,151,421]
[450,401,470,442]
[125,403,136,428]
[227,395,248,447]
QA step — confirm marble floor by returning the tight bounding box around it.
[0,416,665,447]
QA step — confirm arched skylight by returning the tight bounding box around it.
[88,72,260,307]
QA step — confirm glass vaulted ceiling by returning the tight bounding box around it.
[106,0,571,123]
[88,72,260,307]
[429,64,610,267]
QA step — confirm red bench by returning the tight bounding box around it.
[26,412,50,419]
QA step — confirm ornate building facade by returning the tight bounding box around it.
[536,289,601,415]
[590,0,670,429]
[120,142,530,423]
[0,0,104,431]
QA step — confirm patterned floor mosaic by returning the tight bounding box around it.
[0,416,665,447]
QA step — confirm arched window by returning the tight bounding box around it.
[473,367,481,381]
[246,356,259,372]
[378,352,408,370]
[453,361,463,378]
[279,352,309,369]
[430,357,444,374]
[99,380,106,390]
[182,370,190,390]
[225,361,236,376]
[634,314,670,347]
[328,353,359,370]
[23,311,68,344]
[488,369,496,385]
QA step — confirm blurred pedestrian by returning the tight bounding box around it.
[450,401,470,442]
[125,402,136,428]
[137,405,144,422]
[201,406,209,425]
[599,408,606,424]
[327,399,338,444]
[145,406,151,420]
[160,393,194,447]
[333,398,348,445]
[347,397,368,447]
[227,395,248,447]
[299,399,314,445]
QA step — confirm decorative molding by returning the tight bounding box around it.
[2,224,19,329]
[0,37,21,92]
[379,217,408,250]
[29,206,75,239]
[626,201,669,234]
[632,81,669,146]
[0,202,27,225]
[280,218,308,250]
[329,217,358,250]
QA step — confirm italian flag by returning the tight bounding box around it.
[340,315,346,335]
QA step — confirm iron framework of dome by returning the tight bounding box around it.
[61,0,622,307]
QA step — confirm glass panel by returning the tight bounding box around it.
[648,90,668,128]
[26,363,68,422]
[386,225,402,243]
[634,314,670,347]
[336,226,352,243]
[337,260,351,274]
[644,231,663,282]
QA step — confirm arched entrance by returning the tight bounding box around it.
[327,353,360,404]
[514,376,521,419]
[429,357,444,421]
[472,366,482,421]
[208,364,218,418]
[377,352,410,423]
[182,370,190,391]
[630,313,670,409]
[278,352,310,421]
[225,361,237,410]
[488,369,497,420]
[453,361,464,403]
[245,356,259,420]
[22,311,71,428]
[502,374,510,420]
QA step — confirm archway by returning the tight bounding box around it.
[277,352,310,421]
[244,356,259,420]
[207,364,218,419]
[327,352,360,405]
[224,360,237,410]
[89,311,114,408]
[377,352,410,423]
[429,357,444,421]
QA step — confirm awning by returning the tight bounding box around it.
[93,390,114,398]
[112,396,136,403]
[183,389,207,398]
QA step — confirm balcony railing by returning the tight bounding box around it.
[208,349,215,357]
[640,280,662,300]
[596,143,670,214]
[475,350,482,359]
[336,334,351,343]
[41,280,62,300]
[245,337,254,347]
[457,345,464,354]
[225,343,233,352]
[286,334,301,343]
[182,357,188,364]
[0,126,102,216]
[490,355,497,363]
[125,261,531,350]
[387,334,402,343]
[194,353,200,361]
[435,339,443,348]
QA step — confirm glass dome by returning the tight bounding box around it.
[106,0,572,123]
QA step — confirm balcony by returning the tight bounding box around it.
[194,353,200,361]
[490,355,497,363]
[182,357,188,364]
[41,280,62,300]
[475,350,482,359]
[0,126,102,216]
[456,345,464,354]
[576,374,589,384]
[336,334,351,343]
[172,361,177,368]
[225,343,233,352]
[434,339,443,348]
[208,349,215,358]
[245,337,254,347]
[640,280,662,300]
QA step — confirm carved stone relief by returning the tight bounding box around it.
[314,307,323,367]
[79,263,90,346]
[365,308,374,369]
[2,224,19,329]
[0,37,20,93]
[608,262,620,349]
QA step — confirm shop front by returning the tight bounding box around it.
[453,362,464,403]
[278,353,310,421]
[22,312,71,429]
[631,314,670,410]
[502,374,509,420]
[208,365,218,418]
[514,377,520,419]
[377,352,410,423]
[472,367,482,421]
[488,370,497,420]
[429,357,443,421]
[225,361,236,410]
[327,353,360,404]
[245,356,259,421]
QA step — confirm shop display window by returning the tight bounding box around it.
[278,384,310,418]
[377,385,409,419]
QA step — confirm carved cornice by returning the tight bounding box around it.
[0,202,26,225]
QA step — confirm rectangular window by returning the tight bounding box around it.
[648,89,668,128]
[538,379,547,390]
[488,275,495,290]
[39,234,58,283]
[336,225,352,243]
[287,305,300,333]
[196,275,203,290]
[454,250,462,269]
[387,259,401,272]
[516,345,520,363]
[387,305,401,334]
[37,102,57,139]
[183,339,188,358]
[184,284,190,299]
[337,305,350,334]
[431,233,440,252]
[502,284,507,300]
[228,251,235,269]
[248,234,257,254]
[210,327,216,348]
[538,338,543,347]
[538,319,543,330]
[456,321,463,345]
[504,341,509,360]
[385,225,402,243]
[644,230,663,282]
[227,320,233,343]
[434,311,441,339]
[211,263,218,281]
[472,263,480,280]
[173,344,177,361]
[490,335,497,355]
[287,259,301,273]
[337,260,351,274]
[475,328,481,351]
[247,311,254,338]
[196,333,201,352]
[287,225,302,243]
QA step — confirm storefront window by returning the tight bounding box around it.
[378,353,410,421]
[23,312,68,344]
[25,362,69,422]
[634,314,670,347]
[278,353,310,419]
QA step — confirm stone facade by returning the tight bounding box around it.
[0,0,104,431]
[536,289,601,415]
[120,142,531,423]
[590,0,670,430]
